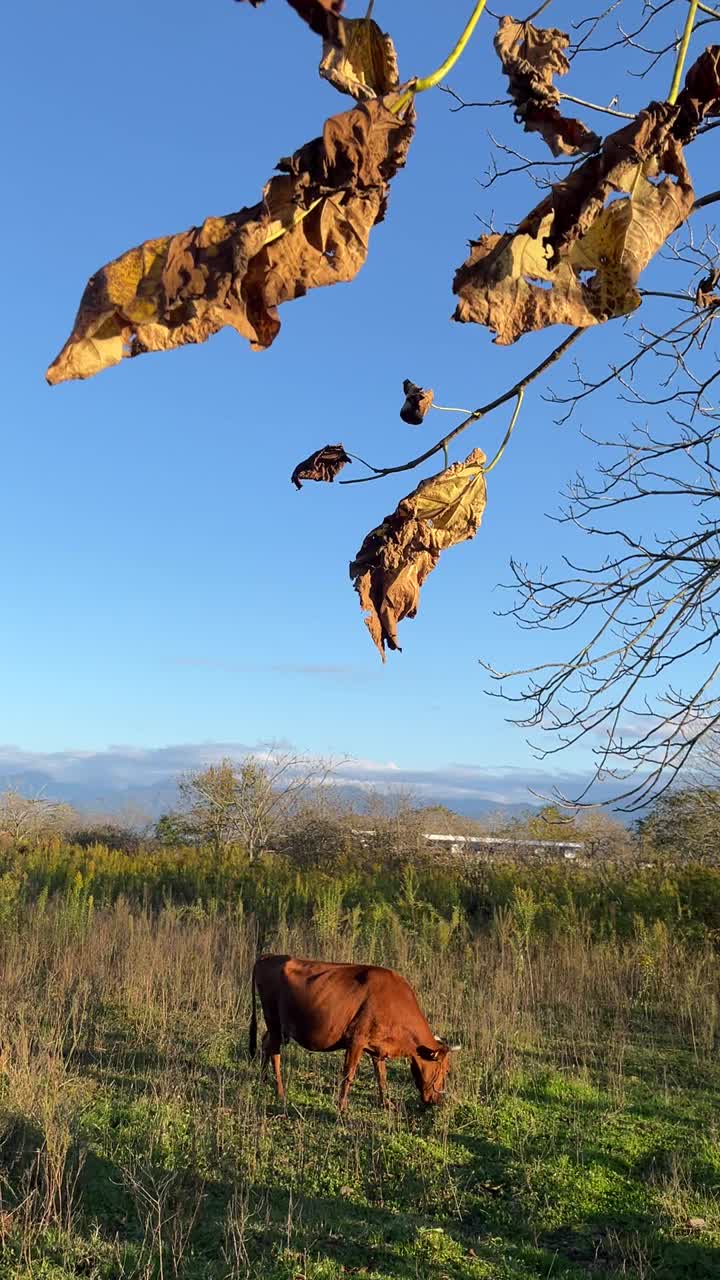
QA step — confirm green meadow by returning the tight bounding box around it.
[0,845,719,1277]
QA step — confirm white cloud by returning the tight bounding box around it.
[0,743,617,810]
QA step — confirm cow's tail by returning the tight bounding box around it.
[248,963,258,1059]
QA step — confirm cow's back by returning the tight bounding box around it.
[253,954,430,1055]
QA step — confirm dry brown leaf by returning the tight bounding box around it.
[675,45,720,133]
[454,46,720,344]
[291,443,351,488]
[320,16,399,99]
[400,379,434,425]
[234,0,344,47]
[350,448,487,659]
[495,14,600,157]
[454,114,694,344]
[47,96,413,385]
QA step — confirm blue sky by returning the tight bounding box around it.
[2,2,716,794]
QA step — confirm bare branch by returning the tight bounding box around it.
[340,329,584,486]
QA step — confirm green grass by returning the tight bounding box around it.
[4,836,720,945]
[0,896,719,1277]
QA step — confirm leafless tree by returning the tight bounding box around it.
[176,748,343,860]
[482,235,720,810]
[322,1,720,809]
[429,0,720,811]
[0,788,75,843]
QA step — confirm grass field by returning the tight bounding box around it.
[0,881,719,1278]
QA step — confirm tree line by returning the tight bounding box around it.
[3,752,720,864]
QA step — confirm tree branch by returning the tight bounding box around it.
[340,328,584,485]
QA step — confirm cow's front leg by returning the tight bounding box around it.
[262,1030,285,1102]
[338,1041,364,1114]
[372,1057,390,1108]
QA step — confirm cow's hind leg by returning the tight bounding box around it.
[261,1029,285,1102]
[338,1041,365,1114]
[372,1056,390,1109]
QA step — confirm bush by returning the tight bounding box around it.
[282,812,353,869]
[69,823,145,855]
[0,836,718,949]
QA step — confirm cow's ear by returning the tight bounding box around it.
[417,1044,442,1061]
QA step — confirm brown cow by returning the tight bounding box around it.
[249,953,460,1111]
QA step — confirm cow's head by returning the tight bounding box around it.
[410,1036,461,1105]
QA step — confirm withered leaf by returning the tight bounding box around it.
[675,45,720,135]
[292,443,351,488]
[47,96,414,385]
[320,16,399,100]
[454,113,694,344]
[495,15,600,157]
[233,0,344,47]
[400,379,434,425]
[454,46,720,345]
[350,448,487,659]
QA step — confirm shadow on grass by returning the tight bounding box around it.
[451,1078,720,1280]
[6,1108,717,1280]
[17,1034,715,1279]
[542,1218,720,1280]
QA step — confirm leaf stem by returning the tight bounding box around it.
[483,389,525,474]
[668,0,699,104]
[392,0,489,113]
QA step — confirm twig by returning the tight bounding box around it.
[340,329,584,485]
[441,85,510,112]
[569,0,670,57]
[558,92,634,119]
[481,134,578,189]
[443,84,634,120]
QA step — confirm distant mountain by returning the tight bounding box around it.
[0,768,535,826]
[0,742,631,825]
[0,769,179,824]
[332,783,534,822]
